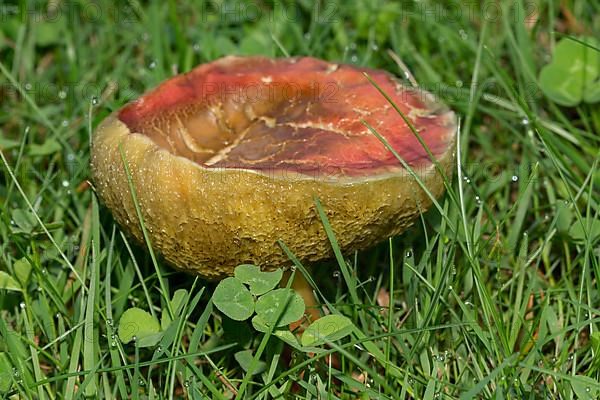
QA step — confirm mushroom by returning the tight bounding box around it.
[91,56,456,288]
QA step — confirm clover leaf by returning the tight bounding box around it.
[213,277,254,321]
[234,350,267,375]
[569,217,600,245]
[118,307,161,346]
[539,37,600,106]
[0,271,21,292]
[301,315,354,347]
[234,264,283,295]
[254,288,305,328]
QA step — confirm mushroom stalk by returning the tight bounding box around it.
[283,270,321,330]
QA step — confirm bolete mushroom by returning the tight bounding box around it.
[91,56,456,282]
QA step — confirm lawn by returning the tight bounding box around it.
[1,0,600,398]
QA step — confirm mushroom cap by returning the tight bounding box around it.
[91,56,456,279]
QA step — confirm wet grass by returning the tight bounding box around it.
[1,0,600,398]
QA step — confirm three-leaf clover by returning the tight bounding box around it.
[213,266,304,326]
[213,265,356,352]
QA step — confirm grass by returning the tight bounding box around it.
[1,0,600,398]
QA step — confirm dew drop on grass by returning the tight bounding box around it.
[25,83,32,90]
[62,180,69,188]
[371,44,379,51]
[58,90,67,100]
[405,250,412,258]
[193,43,201,53]
[333,271,340,279]
[455,80,463,87]
[351,54,358,63]
[62,120,69,127]
[107,319,113,326]
[157,345,163,352]
[511,175,518,182]
[91,96,98,105]
[475,196,481,205]
[138,379,145,386]
[19,302,26,309]
[149,60,157,69]
[184,380,190,388]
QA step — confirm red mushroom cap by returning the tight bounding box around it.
[91,56,456,279]
[118,56,454,178]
